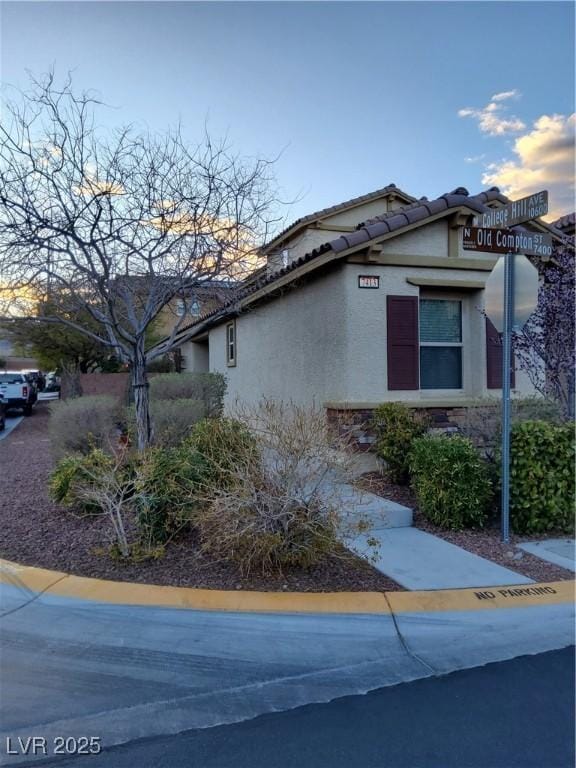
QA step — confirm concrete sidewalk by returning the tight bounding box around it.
[333,483,531,590]
[518,539,575,572]
[349,527,533,590]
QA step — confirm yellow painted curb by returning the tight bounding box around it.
[388,581,575,614]
[0,560,388,614]
[1,558,574,615]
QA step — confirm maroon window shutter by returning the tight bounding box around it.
[486,317,515,389]
[387,296,419,390]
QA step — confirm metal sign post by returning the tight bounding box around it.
[500,252,515,543]
[462,189,549,543]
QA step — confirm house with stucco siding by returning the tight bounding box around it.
[171,184,565,438]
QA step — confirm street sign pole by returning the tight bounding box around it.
[462,188,549,544]
[501,252,515,543]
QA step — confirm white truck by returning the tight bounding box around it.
[0,372,38,416]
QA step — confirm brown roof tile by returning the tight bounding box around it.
[174,187,565,341]
[262,183,417,252]
[552,211,575,232]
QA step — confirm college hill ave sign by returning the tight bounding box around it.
[473,190,548,228]
[462,227,553,257]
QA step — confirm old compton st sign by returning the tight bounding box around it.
[462,226,553,257]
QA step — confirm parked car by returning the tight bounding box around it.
[44,371,61,394]
[21,369,46,392]
[0,394,5,431]
[0,372,38,415]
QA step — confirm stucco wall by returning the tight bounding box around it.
[180,340,209,373]
[209,266,349,407]
[209,256,536,410]
[380,220,448,257]
[339,262,536,403]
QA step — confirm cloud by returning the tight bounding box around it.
[482,113,575,220]
[491,90,520,102]
[458,91,526,136]
[464,154,486,164]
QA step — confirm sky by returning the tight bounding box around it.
[1,1,574,230]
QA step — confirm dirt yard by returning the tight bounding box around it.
[0,403,402,593]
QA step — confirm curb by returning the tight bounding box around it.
[1,558,573,615]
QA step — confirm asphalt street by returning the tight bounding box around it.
[27,647,575,768]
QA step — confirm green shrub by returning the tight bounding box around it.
[409,435,493,529]
[48,449,117,513]
[134,443,207,544]
[149,372,226,417]
[372,403,429,484]
[503,420,575,534]
[146,355,175,373]
[49,396,120,457]
[187,417,259,489]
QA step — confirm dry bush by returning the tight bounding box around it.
[49,395,121,458]
[71,451,137,557]
[149,373,226,417]
[126,398,206,447]
[49,448,138,557]
[193,400,371,575]
[149,398,206,446]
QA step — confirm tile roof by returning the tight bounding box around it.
[262,183,417,252]
[174,186,566,342]
[551,211,575,232]
[329,187,508,253]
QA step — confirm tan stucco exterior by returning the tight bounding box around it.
[182,210,541,410]
[202,219,536,409]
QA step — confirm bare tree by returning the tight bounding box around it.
[0,73,278,448]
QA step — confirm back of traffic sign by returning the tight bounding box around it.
[484,254,539,332]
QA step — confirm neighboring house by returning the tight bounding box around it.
[172,185,566,441]
[551,211,575,237]
[0,338,38,372]
[157,282,237,371]
[263,183,416,274]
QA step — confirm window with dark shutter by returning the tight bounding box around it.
[387,296,419,390]
[486,317,515,388]
[419,299,463,389]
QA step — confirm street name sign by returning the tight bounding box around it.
[473,190,548,228]
[462,227,553,257]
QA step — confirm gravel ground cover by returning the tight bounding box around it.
[0,404,401,593]
[357,473,575,583]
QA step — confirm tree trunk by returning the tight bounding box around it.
[131,341,152,450]
[60,362,83,400]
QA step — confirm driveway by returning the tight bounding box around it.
[0,415,24,441]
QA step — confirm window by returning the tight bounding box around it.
[419,299,462,389]
[177,298,201,317]
[226,321,236,366]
